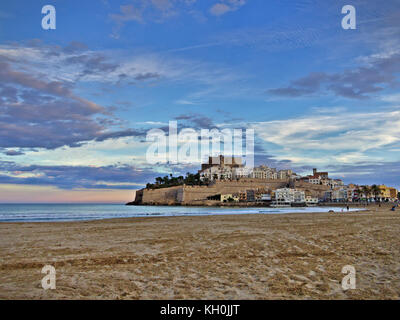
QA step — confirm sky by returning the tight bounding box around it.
[0,0,399,203]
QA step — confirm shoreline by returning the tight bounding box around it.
[0,209,367,225]
[126,200,374,207]
[0,204,368,224]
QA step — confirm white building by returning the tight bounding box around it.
[332,188,348,202]
[329,179,344,189]
[200,166,233,181]
[250,165,277,180]
[308,177,321,185]
[275,188,305,204]
[277,169,293,180]
[293,189,306,203]
[275,188,294,204]
[305,196,319,205]
[232,167,251,179]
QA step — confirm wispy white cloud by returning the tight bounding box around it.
[109,0,198,37]
[209,0,247,16]
[175,99,198,105]
[381,93,400,103]
[250,109,400,167]
[0,43,240,88]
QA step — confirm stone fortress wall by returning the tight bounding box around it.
[181,179,289,204]
[133,179,330,205]
[140,185,184,205]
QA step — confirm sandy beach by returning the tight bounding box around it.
[0,204,399,300]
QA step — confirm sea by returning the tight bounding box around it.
[0,204,363,223]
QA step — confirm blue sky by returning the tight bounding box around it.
[0,0,399,202]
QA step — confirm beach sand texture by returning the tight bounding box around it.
[0,204,399,299]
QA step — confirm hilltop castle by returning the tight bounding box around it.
[131,156,333,206]
[130,155,398,206]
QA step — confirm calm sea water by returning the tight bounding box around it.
[0,204,362,222]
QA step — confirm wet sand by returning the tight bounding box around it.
[0,204,399,299]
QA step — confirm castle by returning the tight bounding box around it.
[131,156,331,206]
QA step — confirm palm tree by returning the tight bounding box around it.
[361,186,370,203]
[194,173,201,184]
[163,175,169,185]
[370,185,381,202]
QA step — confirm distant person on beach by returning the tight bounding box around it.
[347,205,349,211]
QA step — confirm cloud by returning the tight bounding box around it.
[174,113,216,129]
[210,3,231,16]
[94,129,147,142]
[268,87,312,98]
[0,59,109,149]
[209,0,247,16]
[250,109,400,169]
[0,45,157,150]
[109,0,197,37]
[110,4,145,26]
[168,24,323,55]
[268,53,400,99]
[0,157,212,190]
[175,99,197,105]
[0,41,237,87]
[64,54,119,78]
[62,41,88,54]
[325,161,400,189]
[2,150,25,156]
[381,93,400,103]
[133,72,161,81]
[0,60,105,113]
[0,40,243,152]
[0,161,158,190]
